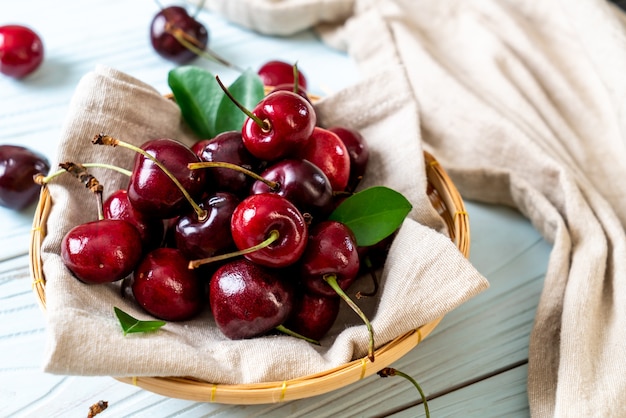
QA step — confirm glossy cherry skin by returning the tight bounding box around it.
[61,219,143,284]
[258,60,307,89]
[150,6,208,64]
[209,258,294,339]
[174,192,239,260]
[250,158,333,217]
[0,145,49,210]
[300,221,360,297]
[231,193,308,268]
[0,25,44,78]
[103,189,164,251]
[242,90,316,161]
[198,131,264,196]
[132,247,203,321]
[268,82,311,103]
[328,126,369,192]
[284,291,340,341]
[127,138,207,219]
[296,127,351,192]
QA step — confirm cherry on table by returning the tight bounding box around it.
[0,144,49,210]
[150,5,208,64]
[0,25,44,79]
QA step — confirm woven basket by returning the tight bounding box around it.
[29,149,469,404]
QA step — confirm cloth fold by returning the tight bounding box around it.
[201,0,626,415]
[40,65,488,384]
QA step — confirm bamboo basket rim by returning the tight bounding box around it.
[28,149,469,405]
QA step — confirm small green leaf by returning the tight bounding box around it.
[214,68,265,134]
[329,186,412,247]
[168,66,224,139]
[114,307,166,336]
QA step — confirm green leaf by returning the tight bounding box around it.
[328,186,412,247]
[214,68,265,134]
[114,307,166,336]
[168,66,224,139]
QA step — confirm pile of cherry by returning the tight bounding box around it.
[56,64,390,360]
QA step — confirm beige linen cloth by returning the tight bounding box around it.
[41,64,488,385]
[200,0,626,416]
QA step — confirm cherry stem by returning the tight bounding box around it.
[377,368,430,418]
[355,256,379,299]
[188,161,280,191]
[215,75,270,131]
[274,324,321,345]
[188,229,280,269]
[36,162,132,185]
[59,162,105,220]
[165,24,243,72]
[92,134,208,221]
[292,62,300,94]
[323,273,375,362]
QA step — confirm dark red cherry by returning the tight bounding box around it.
[258,60,307,89]
[230,193,308,268]
[250,159,333,217]
[328,126,369,192]
[296,127,351,192]
[241,90,316,161]
[284,291,340,341]
[174,192,239,260]
[0,25,44,78]
[127,138,207,219]
[209,258,294,339]
[103,189,164,251]
[150,6,208,64]
[198,131,263,196]
[300,220,360,297]
[0,145,49,210]
[132,247,203,321]
[61,219,143,284]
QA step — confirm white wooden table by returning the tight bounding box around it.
[0,1,552,416]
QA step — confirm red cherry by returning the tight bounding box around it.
[61,219,143,284]
[296,127,351,191]
[0,25,44,78]
[258,60,307,89]
[230,193,308,268]
[150,6,208,64]
[241,90,316,161]
[132,247,203,321]
[0,145,49,210]
[209,258,294,340]
[328,126,369,192]
[284,292,340,341]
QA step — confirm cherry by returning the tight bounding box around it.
[0,25,44,78]
[62,219,144,284]
[299,220,375,361]
[328,126,369,192]
[250,158,333,217]
[150,6,208,64]
[300,221,360,298]
[93,135,208,220]
[174,192,239,260]
[132,247,203,321]
[268,82,311,103]
[230,193,308,268]
[0,145,49,210]
[284,291,340,341]
[209,258,294,339]
[103,189,164,251]
[198,131,264,196]
[295,127,351,192]
[258,60,307,89]
[59,164,143,285]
